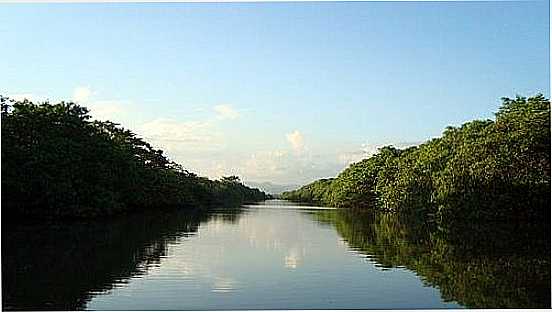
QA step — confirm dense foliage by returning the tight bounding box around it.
[1,96,267,219]
[314,209,550,308]
[283,94,550,223]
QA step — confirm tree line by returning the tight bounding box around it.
[1,96,268,219]
[282,94,550,224]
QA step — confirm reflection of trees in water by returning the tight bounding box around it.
[2,209,243,310]
[315,209,551,309]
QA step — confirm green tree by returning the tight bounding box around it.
[1,96,268,219]
[283,94,550,224]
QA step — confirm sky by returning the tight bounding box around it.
[1,1,549,185]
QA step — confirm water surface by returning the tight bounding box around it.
[3,200,549,310]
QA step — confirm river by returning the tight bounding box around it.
[2,200,549,310]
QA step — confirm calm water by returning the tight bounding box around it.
[3,200,550,310]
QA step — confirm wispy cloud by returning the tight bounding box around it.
[238,140,422,185]
[214,104,240,120]
[236,147,341,185]
[338,141,421,166]
[138,118,224,157]
[242,150,290,181]
[69,86,130,123]
[86,100,126,122]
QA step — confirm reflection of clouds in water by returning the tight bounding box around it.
[152,255,208,279]
[240,218,281,250]
[203,219,231,235]
[285,250,299,269]
[151,246,240,293]
[149,209,315,291]
[236,210,311,270]
[285,255,298,269]
[238,210,308,250]
[169,261,193,276]
[284,246,307,269]
[212,277,238,293]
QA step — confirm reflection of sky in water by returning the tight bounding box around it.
[86,201,462,310]
[284,247,302,269]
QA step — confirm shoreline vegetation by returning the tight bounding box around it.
[1,95,269,220]
[282,94,550,225]
[2,93,550,226]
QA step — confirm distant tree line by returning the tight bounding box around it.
[282,94,550,224]
[1,96,268,219]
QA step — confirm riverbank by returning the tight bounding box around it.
[282,94,550,224]
[1,96,269,220]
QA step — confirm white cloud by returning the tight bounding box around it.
[72,86,92,103]
[138,118,223,158]
[338,142,421,166]
[362,141,420,156]
[286,130,305,153]
[85,100,126,122]
[241,150,290,181]
[68,86,130,123]
[338,151,366,166]
[214,104,240,120]
[237,141,422,185]
[189,159,243,180]
[237,148,341,185]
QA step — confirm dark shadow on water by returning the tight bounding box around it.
[312,208,551,309]
[2,208,243,311]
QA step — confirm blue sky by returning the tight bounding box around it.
[1,1,549,185]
